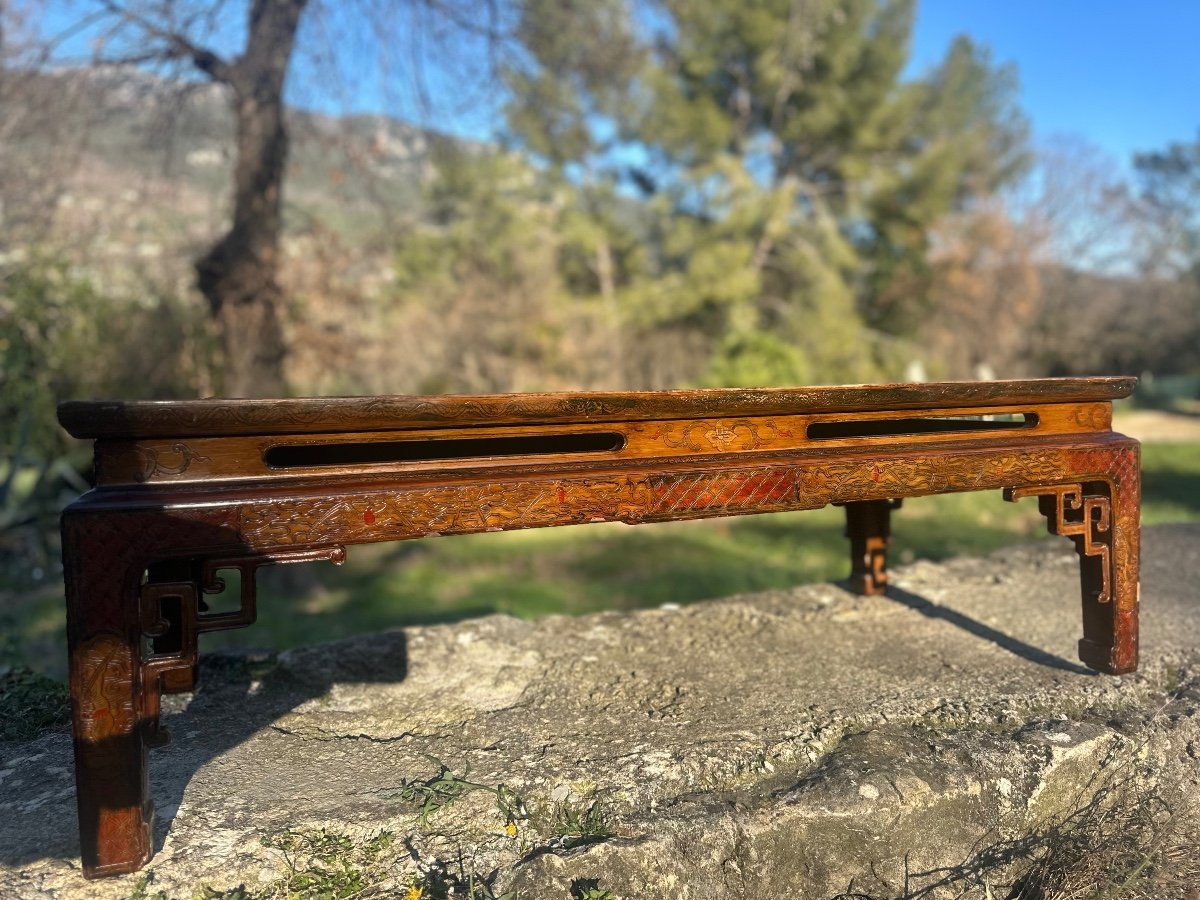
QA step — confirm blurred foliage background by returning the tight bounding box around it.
[2,0,1199,676]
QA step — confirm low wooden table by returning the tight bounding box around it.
[57,377,1140,877]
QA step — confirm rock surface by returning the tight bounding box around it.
[3,524,1200,899]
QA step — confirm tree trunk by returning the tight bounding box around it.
[593,236,626,385]
[195,0,308,398]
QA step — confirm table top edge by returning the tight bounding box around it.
[59,377,1137,440]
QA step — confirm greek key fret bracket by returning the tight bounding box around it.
[195,545,348,631]
[138,578,199,747]
[136,545,347,746]
[1004,483,1112,604]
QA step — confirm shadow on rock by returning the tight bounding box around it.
[880,585,1093,676]
[0,632,408,871]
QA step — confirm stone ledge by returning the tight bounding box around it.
[2,524,1199,899]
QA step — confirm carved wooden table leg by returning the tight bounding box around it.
[844,499,900,595]
[62,511,155,878]
[1005,443,1140,674]
[62,498,347,877]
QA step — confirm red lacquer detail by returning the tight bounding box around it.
[556,486,566,503]
[363,510,376,525]
[872,467,882,482]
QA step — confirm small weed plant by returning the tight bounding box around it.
[258,827,396,898]
[393,756,527,833]
[569,879,617,900]
[546,800,612,849]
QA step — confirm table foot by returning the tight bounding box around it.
[844,499,901,595]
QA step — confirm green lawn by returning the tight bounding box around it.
[2,442,1198,680]
[1140,442,1200,524]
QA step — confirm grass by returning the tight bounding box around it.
[2,442,1199,686]
[542,801,613,849]
[0,665,70,740]
[128,828,403,900]
[1139,443,1200,524]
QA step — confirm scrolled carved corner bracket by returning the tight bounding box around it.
[136,545,346,746]
[1004,482,1112,603]
[196,545,347,631]
[138,580,200,747]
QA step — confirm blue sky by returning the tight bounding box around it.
[908,0,1200,166]
[32,0,1200,166]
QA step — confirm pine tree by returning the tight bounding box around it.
[502,0,1030,385]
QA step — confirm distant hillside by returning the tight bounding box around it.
[4,66,448,245]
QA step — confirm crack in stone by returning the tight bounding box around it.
[270,724,421,743]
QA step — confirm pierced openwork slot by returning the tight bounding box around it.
[807,413,1036,440]
[264,432,627,468]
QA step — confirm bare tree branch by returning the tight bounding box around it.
[96,0,236,83]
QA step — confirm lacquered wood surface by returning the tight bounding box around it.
[59,377,1135,439]
[88,400,1113,487]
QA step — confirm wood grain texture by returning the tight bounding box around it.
[88,401,1111,487]
[59,377,1134,439]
